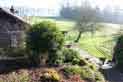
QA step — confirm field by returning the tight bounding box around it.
[25,16,75,31]
[25,16,121,60]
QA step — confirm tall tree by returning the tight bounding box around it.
[74,1,100,42]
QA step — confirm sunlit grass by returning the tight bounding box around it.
[65,31,114,60]
[79,36,114,60]
[26,16,75,31]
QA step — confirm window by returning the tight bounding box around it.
[11,33,17,47]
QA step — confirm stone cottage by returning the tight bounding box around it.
[0,8,30,48]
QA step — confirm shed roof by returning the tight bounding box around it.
[0,8,30,27]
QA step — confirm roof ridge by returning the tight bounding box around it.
[0,7,29,25]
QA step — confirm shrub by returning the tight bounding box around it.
[113,35,123,71]
[26,21,64,53]
[48,50,65,66]
[26,21,64,65]
[48,48,82,66]
[63,48,81,65]
[41,69,60,82]
[79,58,88,66]
[63,65,82,75]
[63,65,94,80]
[63,65,105,82]
[80,66,95,81]
[72,58,81,65]
[94,71,105,82]
[87,63,97,71]
[81,66,105,82]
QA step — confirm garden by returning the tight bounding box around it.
[0,20,106,82]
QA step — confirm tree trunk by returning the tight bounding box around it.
[74,31,82,43]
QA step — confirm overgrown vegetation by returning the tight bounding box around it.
[0,19,109,82]
[63,65,105,82]
[48,48,85,66]
[1,0,122,81]
[62,48,81,65]
[26,21,64,65]
[26,21,64,52]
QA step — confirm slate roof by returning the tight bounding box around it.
[0,8,30,30]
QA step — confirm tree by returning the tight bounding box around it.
[26,21,64,65]
[74,1,100,42]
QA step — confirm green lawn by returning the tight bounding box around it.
[26,16,119,60]
[79,36,114,59]
[65,31,115,60]
[26,16,75,31]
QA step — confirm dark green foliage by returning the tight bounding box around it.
[80,66,95,80]
[26,21,64,53]
[79,58,88,66]
[113,35,123,71]
[63,65,82,75]
[48,48,82,66]
[62,48,81,65]
[63,65,105,82]
[26,21,64,65]
[63,65,94,80]
[94,71,105,82]
[48,50,65,66]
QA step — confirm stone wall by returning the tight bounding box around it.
[0,12,28,48]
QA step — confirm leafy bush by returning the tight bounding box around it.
[48,48,82,66]
[63,65,105,82]
[63,65,94,80]
[26,21,64,65]
[48,50,65,66]
[80,66,95,80]
[87,63,97,71]
[41,69,60,82]
[26,21,64,53]
[94,71,105,82]
[63,48,81,65]
[63,65,82,75]
[79,58,88,66]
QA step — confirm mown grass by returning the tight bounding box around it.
[26,16,75,31]
[65,31,115,60]
[79,36,114,59]
[27,16,119,60]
